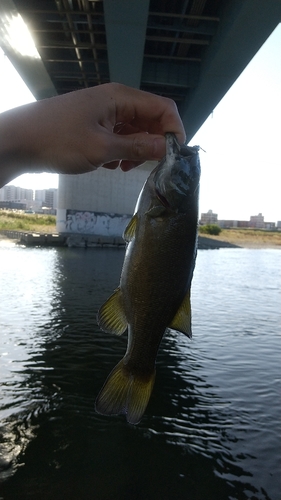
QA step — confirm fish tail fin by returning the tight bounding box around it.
[95,360,155,425]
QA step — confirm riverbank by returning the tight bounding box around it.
[1,229,280,249]
[1,210,280,249]
[199,228,281,249]
[0,210,56,233]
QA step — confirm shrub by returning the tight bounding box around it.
[199,224,222,236]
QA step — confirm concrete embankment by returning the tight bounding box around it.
[0,231,125,248]
[197,236,239,249]
[1,230,239,249]
[0,230,66,247]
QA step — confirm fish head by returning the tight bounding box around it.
[153,133,201,213]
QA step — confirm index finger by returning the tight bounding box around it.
[111,84,186,144]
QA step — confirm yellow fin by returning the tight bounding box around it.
[95,360,155,425]
[123,214,138,242]
[169,290,192,338]
[97,287,127,335]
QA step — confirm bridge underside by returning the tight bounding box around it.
[1,0,280,141]
[0,0,280,237]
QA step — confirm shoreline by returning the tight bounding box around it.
[198,235,280,250]
[1,230,280,250]
[197,235,239,250]
[198,232,281,250]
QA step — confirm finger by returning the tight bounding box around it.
[102,132,166,164]
[112,84,186,144]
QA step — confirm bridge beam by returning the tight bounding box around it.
[0,0,57,100]
[103,0,149,88]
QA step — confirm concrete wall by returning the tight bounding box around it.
[57,209,131,237]
[56,162,155,235]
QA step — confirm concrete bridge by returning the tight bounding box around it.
[1,0,280,238]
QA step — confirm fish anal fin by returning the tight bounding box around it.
[123,214,138,242]
[95,360,155,425]
[169,290,192,339]
[97,287,127,336]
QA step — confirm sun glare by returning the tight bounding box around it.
[1,12,39,59]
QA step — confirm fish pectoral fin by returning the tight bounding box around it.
[123,214,138,242]
[96,360,155,425]
[169,290,192,339]
[97,287,127,336]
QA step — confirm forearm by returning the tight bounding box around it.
[0,103,44,187]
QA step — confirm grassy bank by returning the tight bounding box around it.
[0,210,56,233]
[200,228,281,248]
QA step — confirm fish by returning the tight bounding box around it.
[95,133,201,424]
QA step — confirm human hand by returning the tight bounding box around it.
[0,83,185,185]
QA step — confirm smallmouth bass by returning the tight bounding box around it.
[96,133,201,424]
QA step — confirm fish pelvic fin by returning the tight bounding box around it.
[95,360,156,425]
[97,287,127,335]
[169,289,192,339]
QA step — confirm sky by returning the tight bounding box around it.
[0,23,280,222]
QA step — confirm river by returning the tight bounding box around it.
[0,241,280,500]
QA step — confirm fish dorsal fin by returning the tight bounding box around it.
[123,214,138,242]
[97,287,127,336]
[169,290,192,338]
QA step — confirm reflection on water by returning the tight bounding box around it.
[0,242,280,500]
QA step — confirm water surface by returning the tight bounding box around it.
[0,242,280,499]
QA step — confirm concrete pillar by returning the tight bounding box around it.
[56,162,155,237]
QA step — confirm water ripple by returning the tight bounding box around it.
[0,247,280,500]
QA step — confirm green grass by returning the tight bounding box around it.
[0,211,56,232]
[199,224,222,235]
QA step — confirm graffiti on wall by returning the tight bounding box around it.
[60,210,131,237]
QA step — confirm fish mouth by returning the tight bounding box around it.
[153,132,201,213]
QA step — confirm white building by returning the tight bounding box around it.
[0,185,33,202]
[249,213,265,229]
[35,188,58,209]
[200,209,218,225]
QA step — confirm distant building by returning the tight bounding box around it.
[237,220,250,228]
[35,189,58,209]
[0,185,58,213]
[277,221,281,230]
[0,185,33,203]
[249,213,264,228]
[264,222,275,229]
[218,220,238,228]
[200,209,218,225]
[34,189,45,204]
[26,199,42,212]
[218,220,250,228]
[45,189,58,209]
[0,201,26,210]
